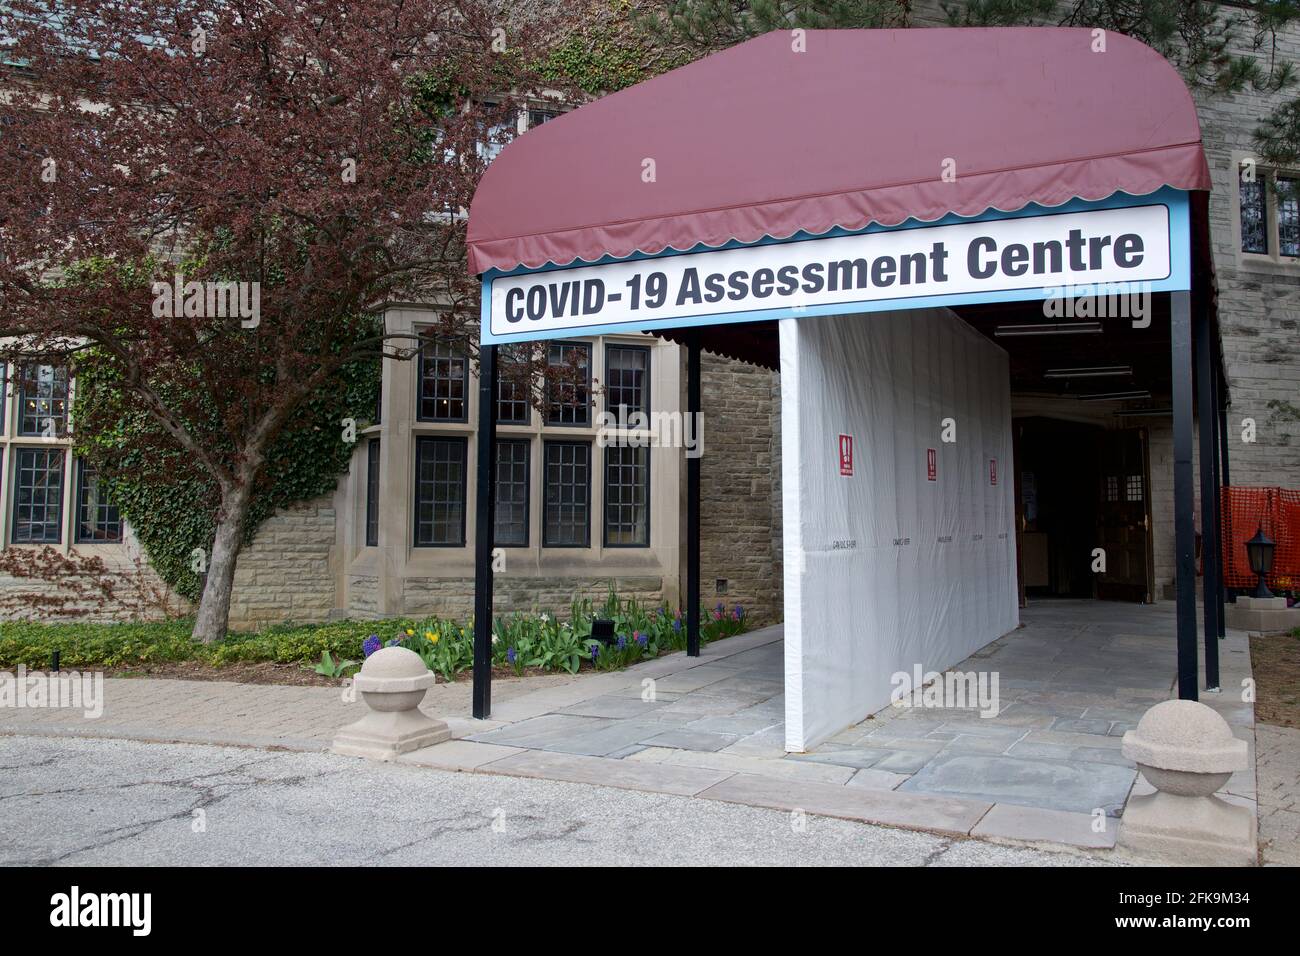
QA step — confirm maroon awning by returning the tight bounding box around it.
[467,27,1210,276]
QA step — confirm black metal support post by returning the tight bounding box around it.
[686,337,702,657]
[1218,398,1231,489]
[1195,300,1220,691]
[1211,369,1226,638]
[472,345,499,719]
[1171,291,1199,701]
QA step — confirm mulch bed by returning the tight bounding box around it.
[1250,630,1300,729]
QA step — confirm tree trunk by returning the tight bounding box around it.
[192,484,252,643]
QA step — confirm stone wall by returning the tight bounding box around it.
[0,536,179,623]
[399,575,664,620]
[698,352,782,624]
[227,496,338,627]
[1196,70,1300,488]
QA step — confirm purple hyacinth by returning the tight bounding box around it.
[589,643,600,659]
[733,605,744,621]
[617,634,627,649]
[507,646,517,665]
[362,634,381,658]
[635,631,648,647]
[672,618,681,633]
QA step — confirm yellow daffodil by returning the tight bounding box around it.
[427,631,439,643]
[405,628,414,637]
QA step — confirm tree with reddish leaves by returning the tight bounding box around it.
[0,0,582,640]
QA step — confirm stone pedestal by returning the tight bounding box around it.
[1224,595,1300,634]
[1119,699,1255,866]
[332,647,450,760]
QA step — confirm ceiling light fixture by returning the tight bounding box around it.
[994,322,1103,337]
[1043,365,1133,379]
[1077,390,1151,402]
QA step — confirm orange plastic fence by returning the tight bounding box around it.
[1220,487,1300,591]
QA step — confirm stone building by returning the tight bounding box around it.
[2,17,1297,628]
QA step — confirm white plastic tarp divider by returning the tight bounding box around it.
[780,307,1019,753]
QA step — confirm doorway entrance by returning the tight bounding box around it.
[1014,418,1155,605]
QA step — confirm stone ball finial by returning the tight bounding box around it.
[1117,699,1255,865]
[331,645,449,760]
[1123,699,1246,784]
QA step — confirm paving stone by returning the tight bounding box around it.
[873,750,937,774]
[652,665,738,694]
[940,734,1023,754]
[556,695,670,720]
[1022,729,1124,750]
[971,803,1118,848]
[704,676,784,698]
[868,736,946,753]
[696,773,991,837]
[539,720,672,757]
[936,720,1027,739]
[605,744,647,759]
[655,694,754,718]
[638,728,740,752]
[482,749,734,797]
[663,749,855,785]
[397,740,523,771]
[1050,717,1114,736]
[466,713,612,748]
[719,735,788,758]
[846,769,909,790]
[685,714,782,735]
[900,752,1136,816]
[787,748,890,770]
[624,746,677,763]
[1005,740,1076,762]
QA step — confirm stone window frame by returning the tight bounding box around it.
[544,340,593,427]
[0,358,127,553]
[541,438,592,548]
[1229,151,1300,276]
[604,343,651,416]
[16,361,70,437]
[602,442,650,548]
[412,434,469,548]
[495,342,532,425]
[11,445,66,544]
[364,437,381,547]
[74,458,123,544]
[416,334,469,423]
[493,437,531,548]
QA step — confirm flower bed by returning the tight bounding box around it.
[367,593,748,681]
[0,592,748,682]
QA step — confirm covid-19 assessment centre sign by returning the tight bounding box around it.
[481,192,1188,345]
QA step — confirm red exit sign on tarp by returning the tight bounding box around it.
[839,434,854,476]
[927,448,937,481]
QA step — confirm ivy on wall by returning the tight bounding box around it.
[72,352,380,602]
